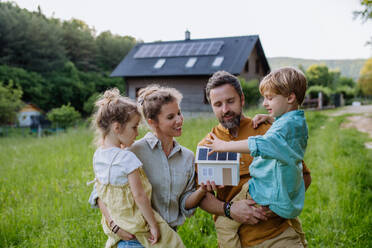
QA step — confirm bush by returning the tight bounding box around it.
[335,85,357,104]
[0,81,23,125]
[83,92,101,115]
[47,103,81,128]
[240,78,261,107]
[306,85,332,105]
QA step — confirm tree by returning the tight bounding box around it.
[354,0,372,46]
[0,65,50,111]
[354,0,372,22]
[47,103,81,128]
[96,31,137,71]
[0,2,66,72]
[0,81,23,125]
[305,64,333,88]
[239,78,261,107]
[61,19,97,71]
[358,57,372,96]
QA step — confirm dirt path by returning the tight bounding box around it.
[328,105,372,149]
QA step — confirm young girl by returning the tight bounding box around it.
[91,88,187,248]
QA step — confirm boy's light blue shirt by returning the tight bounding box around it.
[247,110,308,219]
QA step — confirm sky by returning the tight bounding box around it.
[8,0,372,60]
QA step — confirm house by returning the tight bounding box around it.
[111,32,270,112]
[18,103,42,127]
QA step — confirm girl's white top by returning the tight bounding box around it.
[93,147,142,186]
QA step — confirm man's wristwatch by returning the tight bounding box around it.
[223,201,234,220]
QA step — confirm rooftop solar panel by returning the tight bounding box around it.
[133,41,224,58]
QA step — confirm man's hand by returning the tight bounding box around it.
[252,114,274,129]
[230,199,267,225]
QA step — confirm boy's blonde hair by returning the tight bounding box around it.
[259,67,307,105]
[92,88,140,147]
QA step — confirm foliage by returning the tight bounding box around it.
[83,92,101,115]
[354,0,372,22]
[306,85,332,98]
[306,85,332,105]
[239,78,261,107]
[0,81,23,125]
[334,85,357,101]
[0,112,371,247]
[0,2,137,73]
[0,2,66,72]
[0,65,50,110]
[46,103,81,128]
[335,75,356,88]
[305,64,334,88]
[96,31,137,71]
[61,19,98,71]
[354,0,372,46]
[358,57,372,96]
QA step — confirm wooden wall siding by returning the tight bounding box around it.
[126,76,212,112]
[239,44,266,81]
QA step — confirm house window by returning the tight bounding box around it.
[245,60,249,72]
[255,59,260,74]
[154,59,166,69]
[212,56,224,67]
[185,57,197,68]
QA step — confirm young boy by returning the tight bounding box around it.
[205,67,308,248]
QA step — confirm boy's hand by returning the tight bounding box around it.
[148,224,160,245]
[252,114,274,128]
[205,133,228,154]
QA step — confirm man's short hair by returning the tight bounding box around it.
[206,71,243,103]
[259,67,307,105]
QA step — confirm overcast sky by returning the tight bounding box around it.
[8,0,372,60]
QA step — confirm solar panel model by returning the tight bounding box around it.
[196,146,240,186]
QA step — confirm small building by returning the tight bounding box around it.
[111,32,270,112]
[18,103,42,127]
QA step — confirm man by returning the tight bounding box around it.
[198,71,311,247]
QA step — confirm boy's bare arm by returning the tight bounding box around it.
[205,133,251,154]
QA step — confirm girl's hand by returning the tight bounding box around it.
[205,133,228,154]
[116,228,135,241]
[148,224,160,245]
[252,114,274,128]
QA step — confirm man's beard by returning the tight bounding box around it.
[219,110,241,130]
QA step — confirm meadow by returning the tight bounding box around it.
[0,109,371,247]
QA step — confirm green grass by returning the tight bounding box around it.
[0,110,371,247]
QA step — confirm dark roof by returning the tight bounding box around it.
[111,35,270,77]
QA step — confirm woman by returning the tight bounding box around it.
[89,85,203,247]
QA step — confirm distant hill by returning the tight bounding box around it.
[267,57,367,80]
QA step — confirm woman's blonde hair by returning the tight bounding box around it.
[92,88,140,147]
[259,67,307,105]
[137,84,182,121]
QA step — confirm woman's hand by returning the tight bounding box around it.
[148,224,160,245]
[252,114,274,128]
